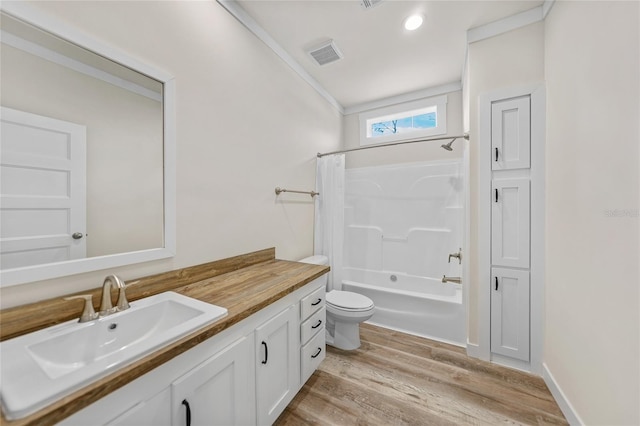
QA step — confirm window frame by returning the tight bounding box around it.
[358,95,448,146]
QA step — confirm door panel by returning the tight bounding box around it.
[491,267,530,361]
[171,336,254,426]
[0,107,86,269]
[255,305,299,426]
[491,178,530,269]
[491,96,530,170]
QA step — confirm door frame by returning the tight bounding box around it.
[477,83,545,374]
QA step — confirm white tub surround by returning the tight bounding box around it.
[343,160,465,345]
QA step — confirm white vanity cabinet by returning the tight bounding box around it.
[171,336,255,426]
[59,276,326,426]
[255,306,299,425]
[299,287,326,384]
[106,389,171,426]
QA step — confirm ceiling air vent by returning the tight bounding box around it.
[360,0,384,10]
[307,40,343,66]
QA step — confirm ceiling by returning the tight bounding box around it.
[233,0,543,109]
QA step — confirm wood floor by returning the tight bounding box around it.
[276,324,567,425]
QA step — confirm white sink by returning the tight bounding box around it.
[0,291,227,420]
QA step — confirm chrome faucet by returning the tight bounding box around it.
[442,275,461,284]
[100,274,130,315]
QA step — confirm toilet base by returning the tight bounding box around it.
[325,317,363,351]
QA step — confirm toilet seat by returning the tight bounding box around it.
[326,290,374,312]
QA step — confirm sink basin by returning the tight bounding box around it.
[0,291,227,420]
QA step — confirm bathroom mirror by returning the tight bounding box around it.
[0,4,176,287]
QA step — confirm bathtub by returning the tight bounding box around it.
[341,267,465,346]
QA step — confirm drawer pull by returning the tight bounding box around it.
[182,399,192,426]
[311,347,322,358]
[311,298,322,306]
[261,341,268,365]
[311,319,323,329]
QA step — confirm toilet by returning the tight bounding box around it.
[299,255,375,350]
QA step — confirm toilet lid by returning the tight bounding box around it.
[326,290,374,310]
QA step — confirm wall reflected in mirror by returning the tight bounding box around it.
[1,12,164,271]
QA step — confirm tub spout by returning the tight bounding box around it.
[442,275,461,284]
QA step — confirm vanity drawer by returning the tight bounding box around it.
[301,307,325,344]
[301,327,325,384]
[300,286,325,320]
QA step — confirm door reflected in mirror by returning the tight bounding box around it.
[0,10,171,285]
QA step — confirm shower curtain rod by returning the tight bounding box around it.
[317,133,469,158]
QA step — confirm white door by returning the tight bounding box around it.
[255,305,299,426]
[0,107,86,269]
[491,96,530,170]
[171,336,254,426]
[491,267,530,362]
[491,178,530,269]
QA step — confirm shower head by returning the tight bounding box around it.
[441,138,456,151]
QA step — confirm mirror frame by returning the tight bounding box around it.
[0,2,176,287]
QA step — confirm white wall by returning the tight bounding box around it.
[342,91,464,169]
[466,22,545,344]
[0,0,341,309]
[544,2,639,424]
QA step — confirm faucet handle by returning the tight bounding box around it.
[64,294,98,323]
[116,284,130,311]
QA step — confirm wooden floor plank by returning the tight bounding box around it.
[276,324,567,426]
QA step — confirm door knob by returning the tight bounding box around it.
[72,232,84,240]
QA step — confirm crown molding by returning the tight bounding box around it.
[217,0,344,114]
[1,30,161,102]
[467,5,544,44]
[542,0,556,19]
[343,81,462,116]
[218,0,556,118]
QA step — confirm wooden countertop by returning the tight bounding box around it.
[0,248,329,426]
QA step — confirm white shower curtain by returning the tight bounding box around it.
[314,154,345,292]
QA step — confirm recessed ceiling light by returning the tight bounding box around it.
[404,14,424,31]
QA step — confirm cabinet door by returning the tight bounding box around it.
[491,96,530,170]
[107,389,171,426]
[491,267,530,362]
[491,178,530,269]
[255,305,299,426]
[171,336,254,426]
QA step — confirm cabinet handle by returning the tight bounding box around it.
[495,188,499,203]
[311,298,322,306]
[495,276,499,291]
[311,347,322,358]
[495,147,499,162]
[261,341,268,364]
[311,319,322,329]
[181,399,191,426]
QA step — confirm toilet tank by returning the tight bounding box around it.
[298,255,329,266]
[298,255,329,288]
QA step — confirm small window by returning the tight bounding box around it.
[359,95,447,146]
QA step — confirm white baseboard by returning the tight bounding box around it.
[466,341,481,358]
[542,363,584,425]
